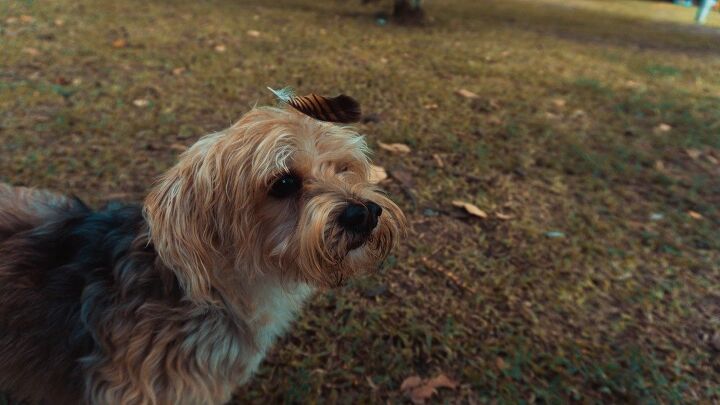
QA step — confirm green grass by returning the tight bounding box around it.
[1,0,720,403]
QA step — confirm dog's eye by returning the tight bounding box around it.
[269,173,302,198]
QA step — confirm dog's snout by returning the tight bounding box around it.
[366,201,382,220]
[339,201,382,233]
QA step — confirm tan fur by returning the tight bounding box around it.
[80,106,404,404]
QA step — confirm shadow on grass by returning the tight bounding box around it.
[179,0,720,55]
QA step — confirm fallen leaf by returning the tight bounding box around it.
[552,98,566,108]
[172,67,186,75]
[655,160,665,171]
[379,57,388,64]
[686,148,702,160]
[688,210,703,220]
[452,200,487,218]
[400,376,423,391]
[424,103,438,110]
[570,109,586,119]
[54,18,64,26]
[20,15,34,23]
[54,76,71,85]
[378,141,411,154]
[408,385,436,405]
[5,17,18,24]
[22,47,40,56]
[487,116,502,125]
[112,38,127,48]
[425,373,459,390]
[214,44,226,52]
[170,143,188,152]
[496,212,513,220]
[247,30,261,37]
[654,123,672,134]
[456,88,480,99]
[545,112,560,120]
[496,357,508,370]
[432,153,444,168]
[368,165,388,184]
[132,99,150,107]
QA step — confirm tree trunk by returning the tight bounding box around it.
[393,0,425,24]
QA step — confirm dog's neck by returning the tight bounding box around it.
[238,279,314,381]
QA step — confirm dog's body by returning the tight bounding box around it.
[0,105,403,404]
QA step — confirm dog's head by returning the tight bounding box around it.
[145,107,405,302]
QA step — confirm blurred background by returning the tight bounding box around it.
[1,0,719,403]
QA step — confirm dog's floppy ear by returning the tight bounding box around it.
[268,87,361,124]
[144,139,222,304]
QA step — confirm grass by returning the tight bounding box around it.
[1,0,720,403]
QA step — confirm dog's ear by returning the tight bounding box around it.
[144,138,223,304]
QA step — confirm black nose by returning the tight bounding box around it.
[339,202,382,233]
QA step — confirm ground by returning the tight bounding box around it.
[1,0,719,403]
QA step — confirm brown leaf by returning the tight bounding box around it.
[170,143,188,152]
[214,44,227,53]
[54,18,65,26]
[688,210,703,220]
[408,385,436,405]
[425,373,459,390]
[132,99,150,108]
[378,141,411,154]
[496,357,508,370]
[456,88,480,99]
[496,212,513,220]
[368,165,388,184]
[432,153,444,168]
[400,376,423,391]
[172,67,186,76]
[20,15,34,23]
[653,123,672,134]
[22,47,40,56]
[424,103,438,110]
[247,30,261,37]
[686,148,702,160]
[112,38,127,48]
[452,200,487,218]
[551,98,566,108]
[487,116,502,125]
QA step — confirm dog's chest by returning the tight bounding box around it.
[240,282,314,381]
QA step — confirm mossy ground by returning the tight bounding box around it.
[1,0,719,403]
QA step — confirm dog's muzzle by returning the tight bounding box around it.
[338,201,382,250]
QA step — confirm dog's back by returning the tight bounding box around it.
[0,183,77,241]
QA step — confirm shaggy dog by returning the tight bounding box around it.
[0,93,404,404]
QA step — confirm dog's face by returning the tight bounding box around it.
[146,107,405,300]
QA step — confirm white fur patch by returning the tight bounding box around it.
[241,282,314,382]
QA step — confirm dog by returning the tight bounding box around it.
[0,91,405,404]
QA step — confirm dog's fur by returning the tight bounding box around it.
[0,106,404,404]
